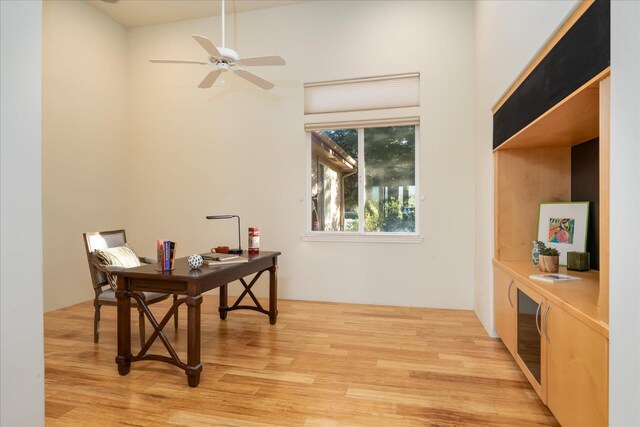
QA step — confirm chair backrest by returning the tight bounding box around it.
[83,230,127,294]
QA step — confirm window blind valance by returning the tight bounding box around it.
[304,73,420,115]
[304,117,420,132]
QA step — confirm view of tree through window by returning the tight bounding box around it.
[310,124,416,233]
[364,126,416,232]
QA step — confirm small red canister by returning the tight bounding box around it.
[248,227,260,254]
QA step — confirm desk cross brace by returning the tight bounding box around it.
[220,270,268,317]
[128,291,189,371]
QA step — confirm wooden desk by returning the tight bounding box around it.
[113,251,280,387]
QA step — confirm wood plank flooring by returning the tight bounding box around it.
[44,296,558,426]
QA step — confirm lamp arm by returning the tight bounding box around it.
[206,214,243,254]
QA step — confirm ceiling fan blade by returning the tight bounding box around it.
[233,69,275,90]
[237,55,286,66]
[192,34,222,58]
[150,59,208,65]
[198,70,222,89]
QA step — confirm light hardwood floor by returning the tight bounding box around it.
[44,296,558,426]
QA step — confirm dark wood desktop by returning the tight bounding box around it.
[113,251,280,387]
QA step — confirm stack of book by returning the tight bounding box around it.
[157,239,176,271]
[201,253,248,266]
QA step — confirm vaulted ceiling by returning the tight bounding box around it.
[87,0,310,28]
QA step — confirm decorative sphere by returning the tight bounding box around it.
[187,254,203,269]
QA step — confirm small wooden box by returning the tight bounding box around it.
[567,251,590,271]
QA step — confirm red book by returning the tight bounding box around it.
[156,240,165,270]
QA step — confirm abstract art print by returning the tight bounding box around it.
[548,218,575,244]
[537,202,589,266]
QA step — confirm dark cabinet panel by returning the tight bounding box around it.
[572,138,600,270]
[493,0,610,149]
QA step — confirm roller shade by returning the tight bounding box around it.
[304,73,420,115]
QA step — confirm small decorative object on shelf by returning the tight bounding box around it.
[567,251,590,271]
[536,241,560,273]
[537,202,589,266]
[187,254,203,269]
[249,227,260,254]
[531,240,543,266]
[539,255,560,273]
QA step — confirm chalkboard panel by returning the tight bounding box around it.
[493,0,610,149]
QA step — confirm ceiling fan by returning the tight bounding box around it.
[149,0,286,90]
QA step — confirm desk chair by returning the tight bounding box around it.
[83,230,178,346]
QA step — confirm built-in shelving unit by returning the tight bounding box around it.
[493,72,610,323]
[492,1,609,425]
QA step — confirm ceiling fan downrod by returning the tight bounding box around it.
[221,0,226,49]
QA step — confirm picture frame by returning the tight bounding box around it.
[537,202,589,266]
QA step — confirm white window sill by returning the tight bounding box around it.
[301,233,424,244]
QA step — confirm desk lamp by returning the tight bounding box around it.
[206,215,243,254]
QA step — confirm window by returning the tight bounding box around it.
[304,73,421,242]
[307,119,419,237]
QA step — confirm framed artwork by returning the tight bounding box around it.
[537,202,589,266]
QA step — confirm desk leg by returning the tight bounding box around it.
[186,294,203,387]
[219,283,228,320]
[269,260,278,325]
[115,277,132,375]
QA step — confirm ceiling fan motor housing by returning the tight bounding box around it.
[217,47,239,63]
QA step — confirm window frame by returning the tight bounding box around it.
[304,120,423,244]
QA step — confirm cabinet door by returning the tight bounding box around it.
[515,284,547,403]
[545,302,608,427]
[493,266,517,355]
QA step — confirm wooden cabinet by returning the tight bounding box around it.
[495,271,609,425]
[546,301,608,427]
[491,1,610,425]
[493,265,517,356]
[493,260,609,426]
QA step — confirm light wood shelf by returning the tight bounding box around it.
[494,259,608,338]
[494,68,609,152]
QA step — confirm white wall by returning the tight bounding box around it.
[473,0,579,334]
[610,1,640,424]
[126,1,477,309]
[42,0,129,311]
[0,1,45,425]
